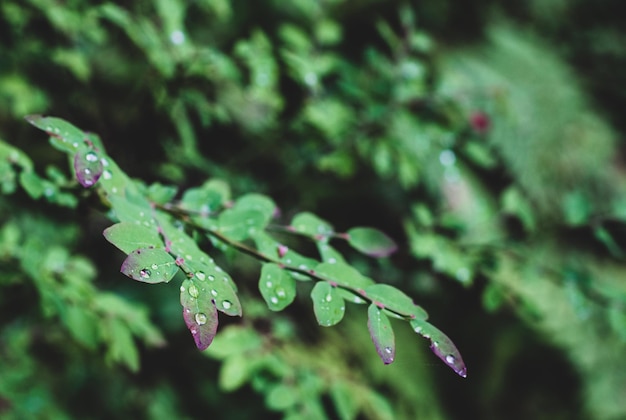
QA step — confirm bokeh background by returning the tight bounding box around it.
[2,1,626,419]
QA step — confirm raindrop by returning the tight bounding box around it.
[151,263,159,270]
[210,289,218,297]
[85,152,99,162]
[208,275,215,281]
[188,284,199,298]
[196,271,206,281]
[195,313,208,325]
[180,286,186,292]
[102,170,112,180]
[384,347,393,354]
[265,281,273,288]
[140,269,151,279]
[275,288,286,298]
[191,327,198,335]
[439,149,456,167]
[170,30,186,45]
[325,293,332,302]
[413,326,423,333]
[222,300,232,310]
[270,297,279,304]
[445,354,456,364]
[328,258,337,264]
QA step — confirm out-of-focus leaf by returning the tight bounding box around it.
[346,227,397,257]
[291,212,334,238]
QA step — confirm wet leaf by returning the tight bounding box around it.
[180,278,219,350]
[291,212,334,238]
[316,241,347,264]
[346,227,397,257]
[363,284,428,320]
[184,260,242,317]
[259,263,297,311]
[103,222,163,254]
[234,193,277,223]
[253,231,317,280]
[367,304,395,364]
[120,248,178,283]
[25,115,85,153]
[311,281,345,326]
[410,319,467,378]
[74,148,104,187]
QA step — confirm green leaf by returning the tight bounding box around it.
[291,212,334,238]
[108,195,157,228]
[259,263,297,311]
[311,281,345,326]
[367,304,395,364]
[147,182,178,204]
[184,261,242,317]
[218,207,268,241]
[363,284,428,320]
[317,242,347,264]
[19,171,45,199]
[253,232,318,280]
[181,180,228,214]
[24,115,85,153]
[120,248,178,283]
[180,278,219,350]
[330,382,359,420]
[234,193,277,223]
[205,325,263,359]
[346,227,397,257]
[103,222,163,254]
[410,319,467,378]
[314,262,373,290]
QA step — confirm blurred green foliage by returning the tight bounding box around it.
[2,0,626,419]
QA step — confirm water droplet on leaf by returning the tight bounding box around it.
[196,272,206,281]
[195,313,208,325]
[140,269,151,279]
[222,300,232,310]
[188,284,199,298]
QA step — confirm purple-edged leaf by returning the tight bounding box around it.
[259,263,296,311]
[314,262,373,290]
[25,115,85,153]
[291,212,334,238]
[346,227,398,257]
[180,278,219,350]
[74,148,104,187]
[410,319,467,378]
[120,248,178,283]
[311,281,345,326]
[363,284,428,320]
[103,222,163,254]
[367,304,395,364]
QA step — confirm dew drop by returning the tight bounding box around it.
[270,297,279,304]
[180,286,186,292]
[210,289,218,297]
[328,258,337,264]
[102,170,112,180]
[195,313,208,325]
[222,300,232,310]
[85,152,99,162]
[265,281,273,288]
[188,284,199,298]
[208,275,215,281]
[151,263,159,270]
[140,269,151,279]
[445,354,456,364]
[325,293,332,302]
[196,271,206,281]
[384,346,393,354]
[191,327,198,335]
[276,287,286,298]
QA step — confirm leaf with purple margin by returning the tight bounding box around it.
[347,227,398,257]
[74,148,104,187]
[185,260,242,317]
[180,278,219,350]
[311,281,345,326]
[259,263,296,311]
[367,304,395,364]
[410,318,467,378]
[120,248,178,283]
[103,222,163,254]
[363,284,428,320]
